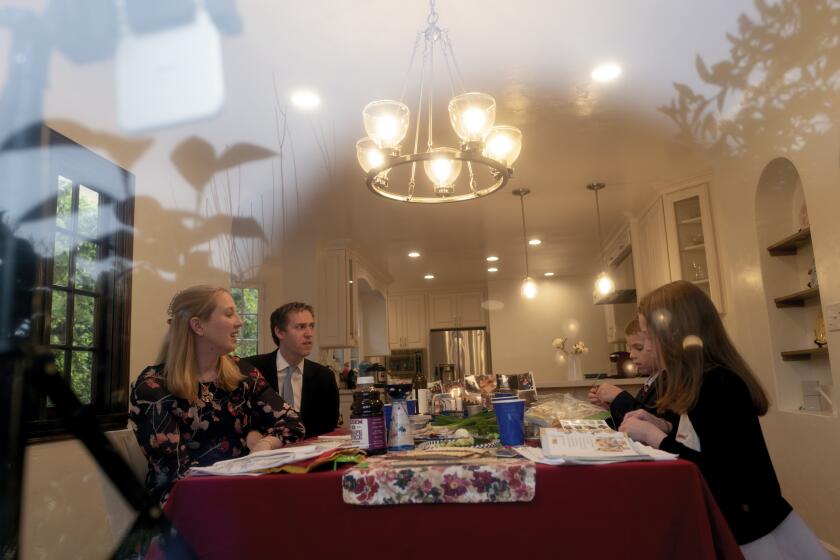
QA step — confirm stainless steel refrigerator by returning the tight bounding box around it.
[428,327,491,383]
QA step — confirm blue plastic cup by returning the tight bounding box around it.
[494,398,525,446]
[406,400,418,415]
[384,403,392,433]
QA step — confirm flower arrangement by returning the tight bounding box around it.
[551,337,589,355]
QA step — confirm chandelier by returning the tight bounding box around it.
[356,0,522,203]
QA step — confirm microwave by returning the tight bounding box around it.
[387,349,425,377]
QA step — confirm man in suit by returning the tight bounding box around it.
[588,318,678,431]
[244,302,339,438]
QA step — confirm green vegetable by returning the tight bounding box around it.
[432,411,498,436]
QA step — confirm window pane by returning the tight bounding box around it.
[77,185,99,237]
[73,294,95,347]
[242,314,258,340]
[75,240,98,291]
[243,288,259,313]
[56,175,73,229]
[52,232,71,287]
[52,348,65,376]
[50,290,67,345]
[70,351,92,404]
[237,340,257,358]
[230,287,243,308]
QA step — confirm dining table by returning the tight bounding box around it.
[159,454,744,559]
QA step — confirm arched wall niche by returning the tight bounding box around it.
[754,157,833,416]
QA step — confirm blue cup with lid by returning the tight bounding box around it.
[493,398,525,446]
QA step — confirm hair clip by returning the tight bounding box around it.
[683,335,703,349]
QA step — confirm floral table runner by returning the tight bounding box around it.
[342,456,536,505]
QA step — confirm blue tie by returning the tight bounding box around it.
[282,366,295,406]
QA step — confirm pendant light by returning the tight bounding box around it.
[513,188,537,299]
[587,182,616,300]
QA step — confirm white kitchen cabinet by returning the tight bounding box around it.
[429,290,486,329]
[388,293,427,349]
[317,248,358,348]
[317,243,392,350]
[662,183,724,312]
[632,197,672,299]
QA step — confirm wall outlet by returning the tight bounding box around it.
[825,302,840,332]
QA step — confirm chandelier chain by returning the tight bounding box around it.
[399,31,424,103]
[427,31,435,149]
[427,0,439,25]
[441,30,465,94]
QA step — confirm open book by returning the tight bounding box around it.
[540,421,651,463]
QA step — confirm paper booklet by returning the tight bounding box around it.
[189,441,345,476]
[540,423,652,464]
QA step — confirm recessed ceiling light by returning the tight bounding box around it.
[591,63,622,83]
[424,274,435,280]
[544,272,555,277]
[529,238,542,246]
[290,89,321,110]
[487,267,498,272]
[408,251,421,258]
[486,256,499,262]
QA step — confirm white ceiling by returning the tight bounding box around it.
[7,0,797,287]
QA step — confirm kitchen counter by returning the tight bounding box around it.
[539,377,648,389]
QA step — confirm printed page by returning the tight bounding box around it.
[541,428,648,460]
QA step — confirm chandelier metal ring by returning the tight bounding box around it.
[366,151,512,203]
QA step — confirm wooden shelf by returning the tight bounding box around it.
[679,216,702,225]
[774,286,820,308]
[780,347,829,361]
[767,227,811,256]
[681,243,705,252]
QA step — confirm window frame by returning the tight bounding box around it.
[28,127,134,442]
[230,284,262,358]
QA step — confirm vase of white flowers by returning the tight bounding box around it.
[552,337,589,380]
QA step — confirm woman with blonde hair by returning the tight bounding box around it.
[130,285,305,505]
[620,280,828,559]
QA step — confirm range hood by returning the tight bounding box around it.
[594,227,636,305]
[594,289,637,305]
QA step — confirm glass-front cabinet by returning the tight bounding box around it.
[663,183,724,312]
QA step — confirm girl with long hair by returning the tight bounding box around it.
[620,281,828,559]
[129,285,305,504]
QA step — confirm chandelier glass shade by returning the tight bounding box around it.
[357,1,522,203]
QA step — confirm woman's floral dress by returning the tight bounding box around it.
[129,360,305,505]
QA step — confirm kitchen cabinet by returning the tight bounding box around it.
[662,183,724,312]
[429,290,486,329]
[388,293,427,349]
[317,245,391,349]
[631,182,723,312]
[317,248,358,348]
[632,197,671,299]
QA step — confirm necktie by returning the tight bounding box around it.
[282,366,295,405]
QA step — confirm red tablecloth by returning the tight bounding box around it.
[160,459,743,560]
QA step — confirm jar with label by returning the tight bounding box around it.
[349,376,386,455]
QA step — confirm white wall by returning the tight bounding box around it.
[708,126,840,550]
[487,274,612,385]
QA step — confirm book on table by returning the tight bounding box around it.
[540,421,651,463]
